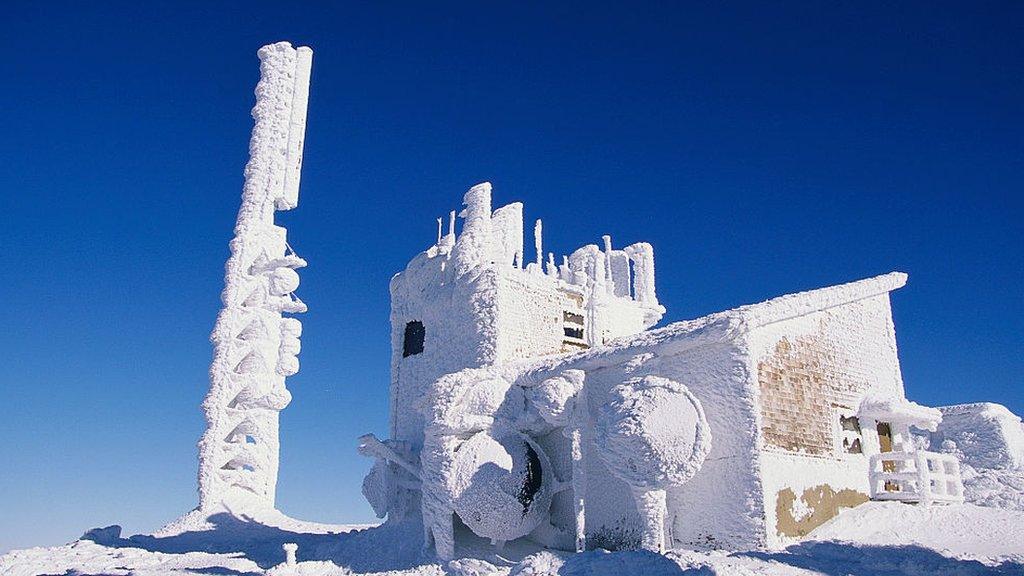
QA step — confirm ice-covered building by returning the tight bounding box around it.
[357,182,965,557]
[193,41,965,562]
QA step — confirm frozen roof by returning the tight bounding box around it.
[518,272,907,375]
[859,395,942,431]
[715,270,906,331]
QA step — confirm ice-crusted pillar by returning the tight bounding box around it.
[624,242,664,327]
[534,220,543,269]
[490,202,523,268]
[197,42,313,511]
[634,488,668,552]
[451,182,493,278]
[624,242,656,305]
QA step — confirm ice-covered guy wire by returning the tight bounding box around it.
[197,41,313,511]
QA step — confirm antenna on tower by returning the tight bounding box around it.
[534,219,543,270]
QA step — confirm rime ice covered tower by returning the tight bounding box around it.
[198,42,313,511]
[360,182,665,545]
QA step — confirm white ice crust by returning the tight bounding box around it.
[197,41,313,511]
[449,431,557,542]
[859,395,943,432]
[363,181,950,558]
[931,403,1024,471]
[595,376,711,490]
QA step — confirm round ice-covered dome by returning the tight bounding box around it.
[449,430,554,541]
[595,376,711,489]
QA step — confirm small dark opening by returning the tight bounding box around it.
[840,415,861,432]
[403,321,425,357]
[840,415,862,453]
[844,437,863,454]
[563,311,584,324]
[564,326,584,340]
[517,441,543,516]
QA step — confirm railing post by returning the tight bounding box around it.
[918,451,933,505]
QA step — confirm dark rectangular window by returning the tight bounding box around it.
[403,321,425,357]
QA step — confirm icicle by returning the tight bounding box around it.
[546,252,557,277]
[436,217,443,245]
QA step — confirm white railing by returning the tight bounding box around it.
[868,450,964,505]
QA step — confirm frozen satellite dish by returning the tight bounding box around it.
[596,375,711,490]
[449,430,555,542]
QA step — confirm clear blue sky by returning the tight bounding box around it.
[1,1,1021,553]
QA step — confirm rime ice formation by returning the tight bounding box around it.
[197,41,313,511]
[930,403,1024,471]
[594,376,712,552]
[855,396,964,506]
[376,182,671,558]
[859,396,943,433]
[925,403,1024,512]
[358,182,971,559]
[5,41,1024,576]
[174,65,984,557]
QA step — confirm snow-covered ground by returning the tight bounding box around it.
[810,501,1024,560]
[3,501,1023,576]
[5,402,1022,574]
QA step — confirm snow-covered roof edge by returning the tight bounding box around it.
[514,271,907,377]
[859,395,942,431]
[640,271,908,344]
[935,403,1022,419]
[729,271,907,331]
